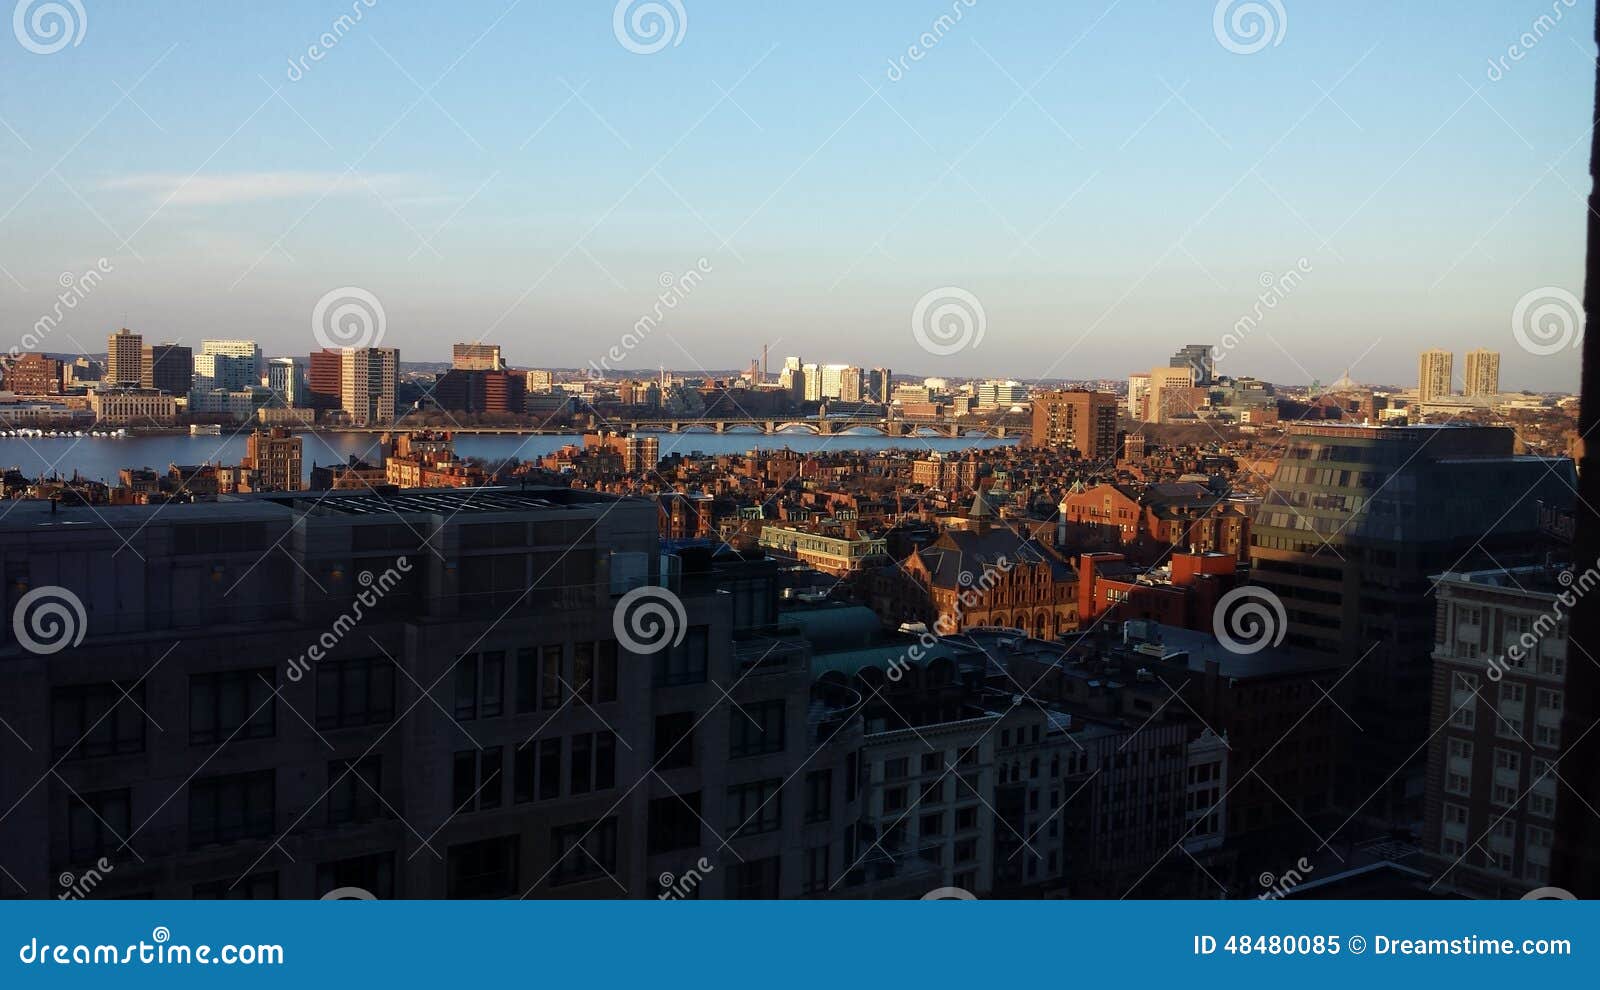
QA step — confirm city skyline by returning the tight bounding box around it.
[0,3,1591,390]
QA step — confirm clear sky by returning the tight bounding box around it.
[0,0,1593,390]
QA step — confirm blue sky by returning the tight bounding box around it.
[0,0,1594,389]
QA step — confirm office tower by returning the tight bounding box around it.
[977,380,1028,408]
[1424,564,1570,897]
[1418,348,1453,402]
[802,363,822,402]
[4,353,63,395]
[1127,373,1150,420]
[434,369,525,414]
[307,349,345,409]
[142,343,193,395]
[1170,344,1214,387]
[869,367,892,403]
[244,428,304,492]
[267,357,307,407]
[106,328,144,386]
[452,343,505,371]
[1463,349,1501,398]
[195,340,263,393]
[525,369,554,393]
[837,366,866,403]
[1250,423,1574,818]
[341,347,399,425]
[1143,365,1197,424]
[1031,390,1119,460]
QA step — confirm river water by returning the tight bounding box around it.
[0,430,1017,486]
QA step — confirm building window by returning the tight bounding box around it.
[453,651,504,720]
[569,731,616,795]
[317,852,394,899]
[448,835,519,898]
[315,658,395,730]
[1442,803,1468,826]
[732,856,781,899]
[647,792,702,854]
[956,806,978,830]
[189,770,274,848]
[51,683,146,759]
[327,756,384,825]
[452,747,504,812]
[884,757,909,781]
[919,812,944,838]
[804,769,832,824]
[922,752,943,774]
[653,626,709,686]
[67,788,130,863]
[883,786,908,813]
[730,700,786,758]
[803,845,830,895]
[655,712,695,770]
[550,819,617,886]
[955,838,978,864]
[540,645,565,709]
[727,779,782,837]
[189,668,275,745]
[516,645,565,712]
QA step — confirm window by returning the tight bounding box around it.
[550,819,617,885]
[883,787,907,813]
[453,651,504,720]
[452,747,504,812]
[956,806,978,830]
[315,658,395,730]
[539,738,561,800]
[189,669,275,745]
[52,683,145,759]
[804,769,832,824]
[955,838,977,863]
[194,872,277,900]
[327,756,384,825]
[884,757,909,781]
[515,738,564,802]
[568,731,616,795]
[919,812,944,838]
[921,752,943,774]
[68,788,130,863]
[653,626,709,686]
[540,645,565,709]
[1447,737,1473,762]
[727,779,782,837]
[730,700,786,758]
[655,712,695,770]
[317,852,395,899]
[648,792,702,854]
[189,770,274,847]
[1442,804,1468,826]
[920,778,946,804]
[803,845,830,894]
[1445,771,1471,796]
[596,642,619,703]
[515,646,563,713]
[732,856,781,899]
[448,835,519,898]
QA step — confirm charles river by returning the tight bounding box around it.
[0,430,1017,486]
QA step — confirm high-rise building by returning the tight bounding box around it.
[837,366,866,403]
[869,367,893,403]
[433,369,526,415]
[341,347,399,425]
[267,357,307,407]
[802,363,822,402]
[4,353,63,395]
[1418,348,1454,402]
[243,427,304,492]
[106,328,144,386]
[525,369,554,393]
[307,349,344,409]
[1127,373,1150,420]
[1144,366,1197,424]
[1250,423,1574,817]
[194,340,263,393]
[142,343,193,395]
[452,343,505,371]
[1463,349,1501,398]
[1170,344,1214,386]
[977,380,1028,408]
[1031,390,1119,460]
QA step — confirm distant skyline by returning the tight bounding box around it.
[1,1,1593,391]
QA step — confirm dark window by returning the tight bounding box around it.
[189,668,275,745]
[447,835,519,898]
[595,642,618,703]
[453,651,504,720]
[67,788,130,863]
[315,658,394,730]
[327,756,384,825]
[452,747,503,812]
[193,872,277,900]
[550,818,618,885]
[804,769,832,823]
[515,647,539,713]
[318,851,395,899]
[51,683,145,759]
[730,700,786,758]
[885,757,909,780]
[803,846,829,894]
[732,856,781,899]
[189,771,274,848]
[653,626,708,686]
[538,738,561,800]
[647,792,702,854]
[572,642,594,703]
[540,645,565,709]
[883,786,907,813]
[655,712,695,769]
[727,779,782,837]
[921,752,942,774]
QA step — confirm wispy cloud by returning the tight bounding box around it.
[101,171,410,206]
